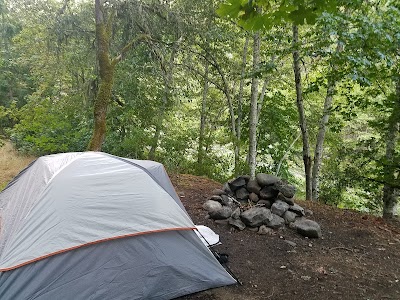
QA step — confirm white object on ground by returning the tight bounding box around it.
[195,225,221,247]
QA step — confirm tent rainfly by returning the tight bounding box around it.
[0,152,236,299]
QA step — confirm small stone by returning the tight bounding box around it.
[293,218,322,238]
[277,193,294,205]
[271,200,290,217]
[212,189,225,196]
[248,226,259,232]
[274,181,296,198]
[231,207,241,219]
[236,187,250,200]
[259,186,279,199]
[289,203,305,216]
[301,275,311,281]
[249,192,259,203]
[214,219,230,225]
[265,214,285,229]
[221,194,233,206]
[210,195,223,201]
[241,207,273,227]
[305,209,314,216]
[209,206,233,220]
[203,200,222,212]
[256,173,281,187]
[284,240,297,247]
[257,199,272,208]
[247,179,261,194]
[229,177,246,191]
[228,218,246,230]
[223,182,234,196]
[258,225,274,235]
[283,210,297,224]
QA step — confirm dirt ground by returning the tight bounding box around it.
[170,174,400,300]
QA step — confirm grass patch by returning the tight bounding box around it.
[0,141,36,190]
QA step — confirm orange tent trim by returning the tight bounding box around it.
[0,227,196,272]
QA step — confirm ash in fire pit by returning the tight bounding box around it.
[203,173,322,238]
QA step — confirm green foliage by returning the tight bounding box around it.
[10,96,91,155]
[217,0,342,30]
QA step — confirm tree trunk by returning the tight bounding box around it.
[148,40,179,160]
[311,79,335,200]
[249,32,260,180]
[88,0,146,151]
[197,60,209,173]
[292,25,312,200]
[234,36,249,175]
[88,0,114,151]
[382,78,400,218]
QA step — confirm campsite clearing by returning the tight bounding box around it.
[172,174,400,300]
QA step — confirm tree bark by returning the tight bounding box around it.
[292,24,312,200]
[234,36,249,175]
[382,78,400,218]
[249,32,260,180]
[88,0,146,151]
[197,60,209,173]
[147,38,180,160]
[311,78,335,200]
[88,0,114,151]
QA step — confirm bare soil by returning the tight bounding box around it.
[171,174,400,300]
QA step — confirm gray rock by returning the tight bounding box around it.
[289,203,305,216]
[203,200,222,212]
[258,225,275,235]
[292,218,322,238]
[229,177,246,191]
[248,226,259,232]
[212,189,225,196]
[259,186,279,199]
[271,200,290,217]
[256,173,281,187]
[210,195,223,201]
[274,181,296,198]
[265,214,285,229]
[240,207,273,227]
[236,187,250,200]
[284,240,297,247]
[247,179,261,194]
[277,193,294,205]
[223,182,234,196]
[249,192,259,203]
[231,207,241,219]
[221,194,234,206]
[305,209,314,216]
[209,206,233,220]
[283,210,297,224]
[257,199,272,208]
[240,175,251,182]
[229,218,246,230]
[214,219,230,225]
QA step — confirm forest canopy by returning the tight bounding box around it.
[0,0,399,218]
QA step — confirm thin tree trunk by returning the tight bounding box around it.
[311,79,335,200]
[249,32,260,180]
[148,41,179,160]
[292,24,312,200]
[311,41,343,201]
[197,60,209,173]
[382,78,400,218]
[234,36,249,175]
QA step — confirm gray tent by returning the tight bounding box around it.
[0,152,236,299]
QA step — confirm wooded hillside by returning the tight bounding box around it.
[0,0,398,218]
